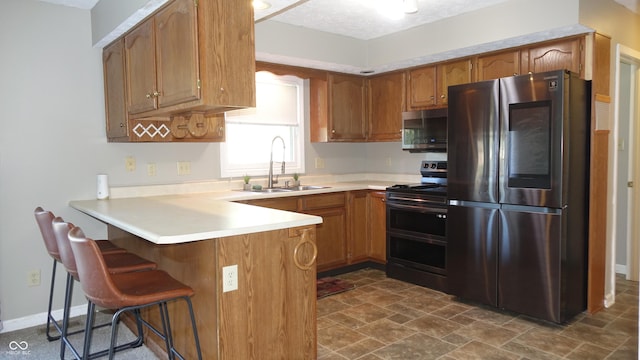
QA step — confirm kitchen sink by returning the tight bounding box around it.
[289,185,330,191]
[251,188,295,193]
[246,185,330,193]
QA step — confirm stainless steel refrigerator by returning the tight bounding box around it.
[446,70,590,323]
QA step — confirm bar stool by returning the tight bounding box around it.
[69,226,202,360]
[34,207,127,341]
[52,217,157,359]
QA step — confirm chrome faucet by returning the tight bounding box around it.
[268,136,285,188]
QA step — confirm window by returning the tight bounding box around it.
[220,72,305,178]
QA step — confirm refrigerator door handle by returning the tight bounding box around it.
[448,200,500,209]
[501,204,562,214]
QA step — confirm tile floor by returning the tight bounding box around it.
[317,269,638,360]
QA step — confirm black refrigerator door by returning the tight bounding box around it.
[447,202,499,307]
[498,205,562,323]
[499,70,567,208]
[447,80,500,203]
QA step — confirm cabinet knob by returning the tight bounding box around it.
[331,129,336,134]
[218,126,224,135]
[119,123,125,128]
[145,93,152,99]
[440,94,446,99]
[152,91,160,97]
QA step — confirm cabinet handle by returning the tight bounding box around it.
[218,126,224,136]
[293,229,317,271]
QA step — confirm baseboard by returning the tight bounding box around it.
[615,264,627,275]
[0,304,87,334]
[317,261,385,278]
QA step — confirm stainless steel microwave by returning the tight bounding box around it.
[402,107,447,152]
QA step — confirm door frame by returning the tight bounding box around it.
[608,44,640,306]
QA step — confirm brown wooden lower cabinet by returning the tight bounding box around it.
[109,224,317,360]
[367,191,387,263]
[348,191,369,264]
[245,190,387,272]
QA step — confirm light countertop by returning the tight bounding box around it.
[69,181,396,245]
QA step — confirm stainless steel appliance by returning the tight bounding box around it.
[401,108,447,152]
[447,70,590,323]
[385,161,448,292]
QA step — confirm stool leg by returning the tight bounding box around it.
[158,302,174,360]
[184,297,202,360]
[82,302,96,360]
[60,273,77,360]
[46,259,61,341]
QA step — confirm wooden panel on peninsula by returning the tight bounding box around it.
[108,224,317,360]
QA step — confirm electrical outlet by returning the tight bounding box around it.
[177,161,191,176]
[147,163,157,176]
[125,156,136,172]
[315,157,325,169]
[222,265,238,292]
[27,269,41,287]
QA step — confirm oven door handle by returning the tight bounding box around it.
[387,202,447,216]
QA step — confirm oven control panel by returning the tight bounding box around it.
[421,161,447,176]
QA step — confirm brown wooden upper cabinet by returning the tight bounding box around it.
[476,50,521,81]
[407,58,472,109]
[125,0,200,115]
[103,39,128,141]
[367,72,406,141]
[522,37,584,77]
[327,73,367,141]
[103,0,255,142]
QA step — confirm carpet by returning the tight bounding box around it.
[317,277,355,299]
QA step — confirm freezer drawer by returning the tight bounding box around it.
[498,206,562,322]
[447,202,499,307]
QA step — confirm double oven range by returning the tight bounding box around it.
[385,161,448,292]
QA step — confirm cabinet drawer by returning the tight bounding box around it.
[300,193,345,211]
[247,197,299,211]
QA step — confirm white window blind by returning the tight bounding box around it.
[220,71,305,178]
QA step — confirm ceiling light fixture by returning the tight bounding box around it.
[403,0,418,14]
[378,0,418,20]
[253,0,271,11]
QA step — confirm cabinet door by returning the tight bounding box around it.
[328,73,366,141]
[523,38,583,77]
[368,72,405,141]
[367,191,386,263]
[218,227,317,359]
[437,59,473,106]
[125,20,157,114]
[307,207,348,272]
[476,50,521,81]
[155,0,200,108]
[103,39,128,140]
[348,191,368,264]
[407,66,437,109]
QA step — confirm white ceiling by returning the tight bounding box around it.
[43,0,637,41]
[254,0,508,40]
